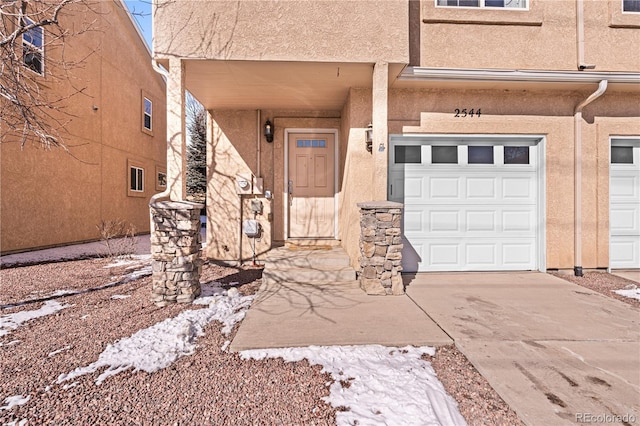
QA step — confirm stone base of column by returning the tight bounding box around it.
[357,201,405,296]
[150,201,204,306]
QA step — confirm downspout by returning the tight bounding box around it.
[257,110,262,179]
[573,79,608,276]
[576,0,595,70]
[149,59,171,236]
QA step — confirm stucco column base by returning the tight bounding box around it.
[150,201,204,306]
[357,201,405,296]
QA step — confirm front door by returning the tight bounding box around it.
[287,132,336,238]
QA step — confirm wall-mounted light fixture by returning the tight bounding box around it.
[264,120,274,143]
[365,123,373,153]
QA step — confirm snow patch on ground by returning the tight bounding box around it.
[614,285,640,301]
[57,283,253,385]
[0,301,69,338]
[0,395,30,411]
[111,295,131,300]
[48,346,72,357]
[104,254,152,269]
[240,345,467,426]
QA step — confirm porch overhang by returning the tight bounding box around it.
[177,60,405,111]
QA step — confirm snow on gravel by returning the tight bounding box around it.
[0,395,30,411]
[57,283,254,385]
[0,301,69,338]
[614,285,640,301]
[241,345,467,426]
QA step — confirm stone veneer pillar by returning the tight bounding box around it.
[357,201,404,295]
[150,201,204,306]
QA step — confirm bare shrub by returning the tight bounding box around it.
[96,219,138,259]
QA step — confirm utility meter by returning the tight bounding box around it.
[250,199,263,215]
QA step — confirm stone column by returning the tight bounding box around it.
[150,201,204,306]
[357,201,404,295]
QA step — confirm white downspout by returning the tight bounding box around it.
[257,110,262,180]
[573,79,608,276]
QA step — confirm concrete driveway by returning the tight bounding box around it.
[406,272,640,426]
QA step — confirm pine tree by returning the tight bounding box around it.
[186,97,207,202]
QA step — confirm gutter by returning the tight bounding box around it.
[398,67,640,85]
[573,79,608,277]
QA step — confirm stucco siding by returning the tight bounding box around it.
[154,0,408,64]
[0,1,166,253]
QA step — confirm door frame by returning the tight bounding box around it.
[283,128,339,240]
[609,136,640,271]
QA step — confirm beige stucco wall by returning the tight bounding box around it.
[0,1,166,253]
[421,0,640,72]
[153,0,408,64]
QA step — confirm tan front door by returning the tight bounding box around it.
[288,132,335,238]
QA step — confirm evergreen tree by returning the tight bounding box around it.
[186,97,207,201]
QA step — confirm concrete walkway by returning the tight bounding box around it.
[231,271,639,425]
[612,269,640,283]
[406,272,640,426]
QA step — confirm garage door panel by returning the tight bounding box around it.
[429,211,460,232]
[611,175,639,200]
[404,209,425,233]
[610,238,638,266]
[429,244,460,266]
[503,177,534,200]
[466,178,497,199]
[610,208,639,234]
[466,211,497,232]
[503,243,536,266]
[430,177,460,199]
[466,244,497,266]
[503,210,536,233]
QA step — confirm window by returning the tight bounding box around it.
[437,0,527,8]
[395,145,421,164]
[296,139,326,148]
[22,19,44,75]
[623,0,640,11]
[130,166,144,192]
[432,146,458,164]
[504,146,530,164]
[468,146,494,164]
[611,146,634,164]
[143,97,152,131]
[157,171,167,187]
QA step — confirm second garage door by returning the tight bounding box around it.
[389,138,542,272]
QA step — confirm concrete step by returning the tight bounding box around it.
[265,246,351,269]
[263,245,356,286]
[263,266,356,286]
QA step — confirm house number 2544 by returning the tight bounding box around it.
[454,108,481,117]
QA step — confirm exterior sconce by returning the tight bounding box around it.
[264,120,274,143]
[365,123,373,153]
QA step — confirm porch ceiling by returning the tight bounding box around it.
[184,60,380,111]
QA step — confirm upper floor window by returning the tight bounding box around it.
[22,19,44,75]
[143,97,153,132]
[623,0,640,12]
[437,0,527,8]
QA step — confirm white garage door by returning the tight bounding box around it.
[610,140,640,269]
[389,139,541,272]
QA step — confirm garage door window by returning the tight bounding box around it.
[468,146,494,164]
[432,146,458,164]
[395,145,422,164]
[611,146,633,164]
[504,146,530,164]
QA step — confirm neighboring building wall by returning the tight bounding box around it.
[0,1,166,253]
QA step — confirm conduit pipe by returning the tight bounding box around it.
[573,79,608,276]
[576,0,595,70]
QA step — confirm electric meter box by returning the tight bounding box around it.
[235,174,253,194]
[242,219,261,238]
